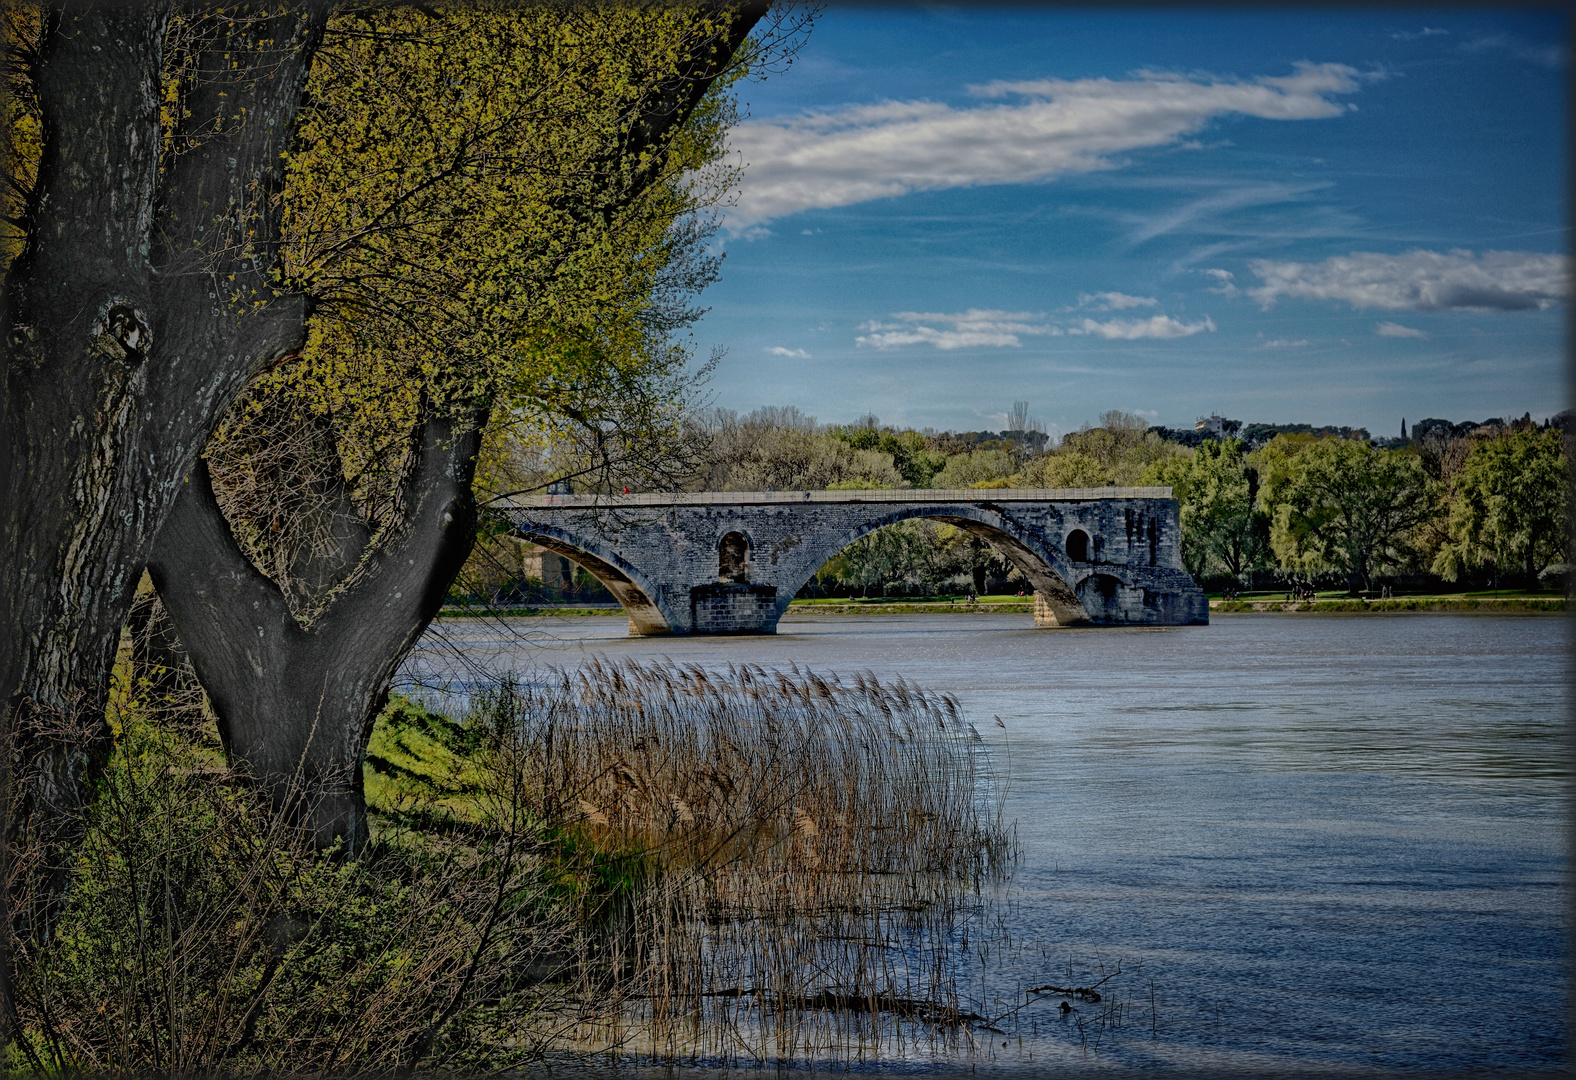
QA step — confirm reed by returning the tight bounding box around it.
[9,653,1013,1073]
[466,657,1014,1065]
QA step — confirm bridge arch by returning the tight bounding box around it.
[775,503,1095,626]
[511,524,679,635]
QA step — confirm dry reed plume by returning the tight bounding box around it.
[469,656,1014,1065]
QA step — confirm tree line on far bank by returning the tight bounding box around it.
[464,405,1571,602]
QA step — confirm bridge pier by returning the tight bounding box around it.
[504,488,1209,635]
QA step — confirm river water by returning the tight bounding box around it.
[401,611,1569,1073]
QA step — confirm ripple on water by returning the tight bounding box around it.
[401,612,1569,1071]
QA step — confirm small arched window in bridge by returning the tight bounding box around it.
[719,531,750,582]
[1065,528,1090,563]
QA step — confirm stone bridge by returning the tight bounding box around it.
[500,487,1208,635]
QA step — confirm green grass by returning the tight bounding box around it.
[1211,594,1567,613]
[1207,588,1558,601]
[363,695,492,828]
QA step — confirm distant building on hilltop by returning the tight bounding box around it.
[1194,414,1227,437]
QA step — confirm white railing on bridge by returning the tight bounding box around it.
[502,486,1175,510]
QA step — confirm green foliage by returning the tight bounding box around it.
[1268,438,1437,592]
[931,448,1015,489]
[1432,428,1570,583]
[830,425,947,487]
[1009,413,1186,489]
[701,408,908,491]
[12,715,579,1076]
[1151,439,1269,580]
[1013,449,1109,488]
[1,2,43,275]
[198,4,769,619]
[363,695,491,827]
[209,4,756,564]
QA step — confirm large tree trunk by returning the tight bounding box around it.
[134,1,771,857]
[148,414,484,852]
[0,5,325,942]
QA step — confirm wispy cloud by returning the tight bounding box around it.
[1120,180,1334,246]
[1374,322,1429,339]
[856,309,1059,350]
[1462,33,1566,70]
[766,346,811,358]
[1076,291,1157,311]
[1202,268,1240,296]
[1068,314,1216,340]
[1390,27,1448,41]
[1247,249,1569,311]
[721,63,1367,231]
[1259,337,1312,348]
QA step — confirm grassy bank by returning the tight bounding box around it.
[437,590,1569,621]
[13,652,1011,1074]
[1208,590,1569,614]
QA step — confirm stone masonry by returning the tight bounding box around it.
[501,488,1209,635]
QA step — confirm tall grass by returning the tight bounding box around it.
[8,653,1012,1073]
[472,657,1014,1065]
[7,723,583,1076]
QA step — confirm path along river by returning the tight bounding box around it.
[400,611,1568,1073]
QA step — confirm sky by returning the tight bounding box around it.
[683,6,1570,441]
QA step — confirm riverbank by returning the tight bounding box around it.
[1209,594,1568,614]
[436,594,1569,619]
[435,602,626,618]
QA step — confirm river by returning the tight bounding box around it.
[400,611,1568,1073]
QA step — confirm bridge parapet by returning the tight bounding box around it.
[505,486,1177,509]
[500,489,1207,635]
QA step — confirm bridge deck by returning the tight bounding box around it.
[502,486,1174,510]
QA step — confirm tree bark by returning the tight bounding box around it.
[133,1,769,856]
[149,412,483,851]
[1,3,325,941]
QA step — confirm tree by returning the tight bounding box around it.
[931,449,1014,489]
[2,4,328,939]
[143,3,775,849]
[1175,439,1268,582]
[1432,429,1570,586]
[1268,439,1437,594]
[699,407,905,491]
[1013,450,1108,489]
[829,422,945,487]
[1012,411,1186,488]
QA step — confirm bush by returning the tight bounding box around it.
[11,660,1012,1072]
[9,720,581,1076]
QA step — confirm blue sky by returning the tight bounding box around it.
[686,7,1569,440]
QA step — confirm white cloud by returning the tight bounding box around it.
[720,63,1366,230]
[1391,27,1448,41]
[855,309,1058,350]
[1077,291,1157,311]
[1373,322,1429,339]
[766,346,811,358]
[1247,249,1569,311]
[1068,314,1216,340]
[1260,338,1312,348]
[1202,268,1241,296]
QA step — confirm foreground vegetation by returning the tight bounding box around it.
[6,651,1010,1074]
